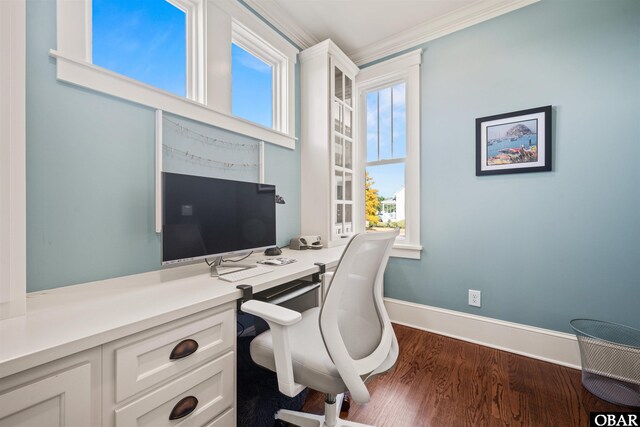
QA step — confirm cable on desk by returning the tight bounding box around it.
[223,252,253,263]
[204,251,253,266]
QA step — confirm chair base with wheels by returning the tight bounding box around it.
[276,393,371,427]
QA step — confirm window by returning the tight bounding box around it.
[231,21,292,133]
[358,49,422,259]
[232,43,273,128]
[92,0,187,97]
[366,83,407,237]
[53,0,298,148]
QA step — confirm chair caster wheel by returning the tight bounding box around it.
[341,395,351,412]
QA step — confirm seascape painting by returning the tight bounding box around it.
[486,119,538,166]
[476,105,552,176]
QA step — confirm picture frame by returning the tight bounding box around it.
[476,105,552,176]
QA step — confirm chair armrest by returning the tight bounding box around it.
[240,300,305,397]
[322,272,334,299]
[241,300,302,326]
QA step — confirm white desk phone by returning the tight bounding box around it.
[289,235,323,250]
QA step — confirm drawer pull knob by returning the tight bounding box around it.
[169,396,199,420]
[169,339,199,360]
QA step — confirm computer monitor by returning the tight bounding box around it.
[162,172,276,266]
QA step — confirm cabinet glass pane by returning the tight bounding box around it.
[345,172,352,201]
[345,76,352,107]
[334,67,343,101]
[345,139,352,169]
[336,204,344,230]
[334,136,343,167]
[344,109,352,138]
[335,171,344,200]
[344,205,352,234]
[333,100,342,133]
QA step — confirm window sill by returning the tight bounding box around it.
[49,50,296,150]
[391,243,422,259]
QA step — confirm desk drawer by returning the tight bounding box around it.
[115,351,234,427]
[204,408,235,427]
[106,307,234,402]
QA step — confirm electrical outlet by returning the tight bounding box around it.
[468,289,481,307]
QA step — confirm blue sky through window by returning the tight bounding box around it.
[366,83,406,199]
[93,1,274,129]
[92,0,187,97]
[367,163,405,200]
[232,44,273,128]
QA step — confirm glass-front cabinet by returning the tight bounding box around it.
[300,40,359,247]
[331,62,355,239]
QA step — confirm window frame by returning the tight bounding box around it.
[53,0,297,149]
[231,20,290,133]
[357,49,422,259]
[167,0,206,102]
[0,0,26,318]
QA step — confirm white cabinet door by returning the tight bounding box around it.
[0,348,101,427]
[300,41,359,247]
[330,57,356,244]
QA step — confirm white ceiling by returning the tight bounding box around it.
[269,0,476,53]
[243,0,539,65]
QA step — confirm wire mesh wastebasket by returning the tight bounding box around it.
[570,319,640,407]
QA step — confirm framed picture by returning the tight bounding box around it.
[476,105,552,176]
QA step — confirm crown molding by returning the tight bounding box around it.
[214,0,299,58]
[299,39,359,76]
[350,0,540,66]
[242,0,319,50]
[357,49,422,90]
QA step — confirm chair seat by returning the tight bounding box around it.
[250,307,348,395]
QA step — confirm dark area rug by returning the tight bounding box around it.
[237,335,308,427]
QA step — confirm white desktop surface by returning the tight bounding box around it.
[0,246,345,378]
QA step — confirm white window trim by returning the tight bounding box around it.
[53,0,298,149]
[0,0,26,318]
[357,49,422,259]
[167,0,206,102]
[231,20,291,134]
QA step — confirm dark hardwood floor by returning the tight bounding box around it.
[301,324,631,427]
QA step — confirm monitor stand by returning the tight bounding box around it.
[209,256,256,278]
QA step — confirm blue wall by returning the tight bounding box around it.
[381,0,640,333]
[26,0,640,334]
[26,0,300,292]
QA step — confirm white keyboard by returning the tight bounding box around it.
[218,266,274,282]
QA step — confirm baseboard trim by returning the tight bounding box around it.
[384,298,581,369]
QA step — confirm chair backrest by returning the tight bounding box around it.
[319,230,399,404]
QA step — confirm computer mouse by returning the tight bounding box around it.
[264,247,282,256]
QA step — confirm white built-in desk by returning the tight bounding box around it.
[0,246,345,427]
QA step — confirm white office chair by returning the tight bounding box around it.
[241,230,400,427]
